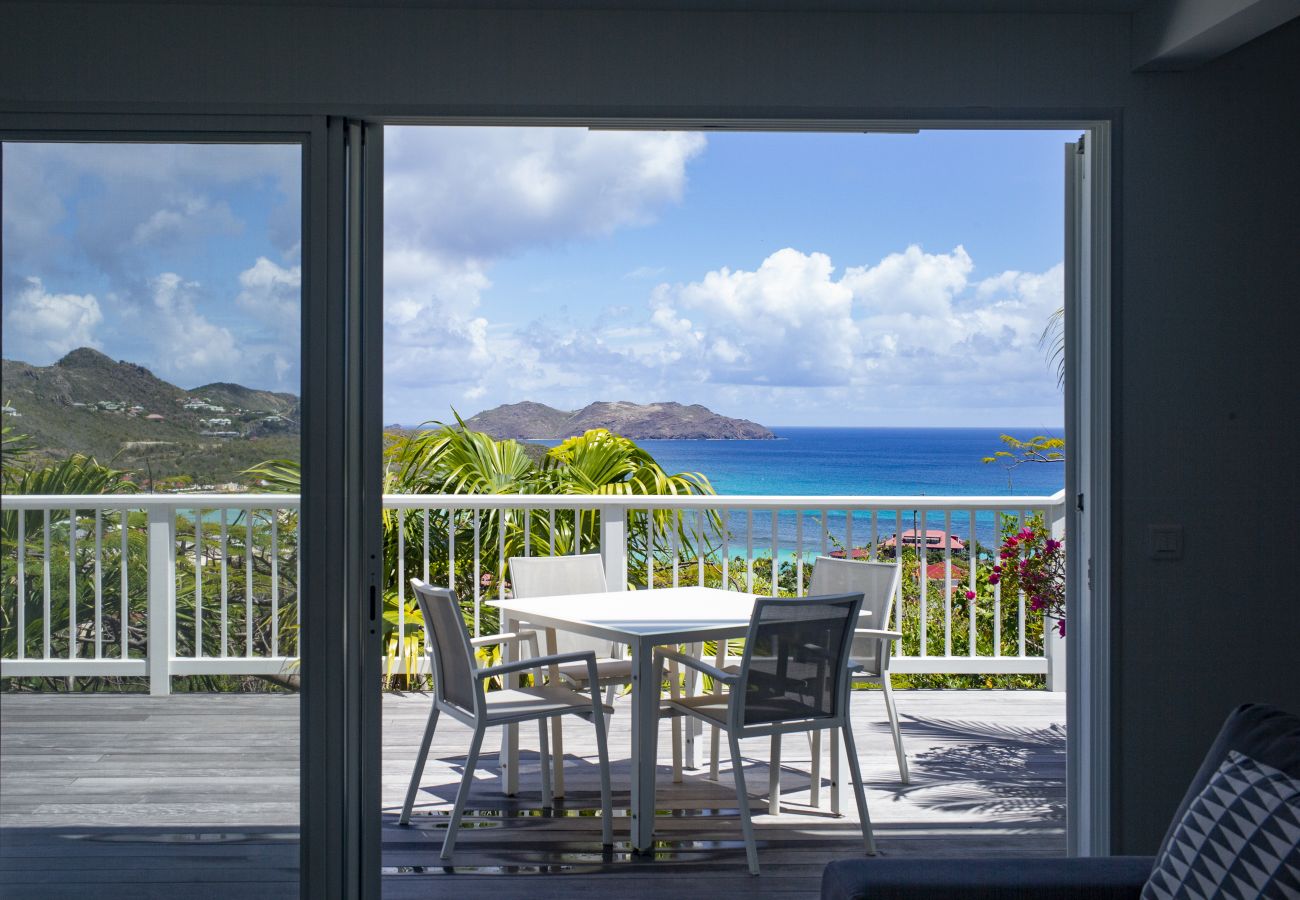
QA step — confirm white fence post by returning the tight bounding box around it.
[600,505,628,590]
[148,506,176,696]
[1046,495,1068,692]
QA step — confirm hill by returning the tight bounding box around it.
[464,400,774,440]
[2,349,299,487]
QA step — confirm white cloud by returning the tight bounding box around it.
[236,256,302,333]
[3,277,103,361]
[650,248,860,386]
[384,127,705,259]
[144,272,241,383]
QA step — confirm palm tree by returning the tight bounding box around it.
[245,418,721,683]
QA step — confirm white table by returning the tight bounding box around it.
[489,585,761,852]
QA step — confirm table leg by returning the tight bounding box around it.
[630,636,659,852]
[499,615,520,796]
[545,626,565,799]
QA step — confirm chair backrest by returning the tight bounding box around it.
[809,556,901,674]
[733,593,863,729]
[409,579,479,717]
[507,554,615,658]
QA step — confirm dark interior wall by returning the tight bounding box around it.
[2,2,1297,855]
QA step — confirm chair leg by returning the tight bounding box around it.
[440,725,485,859]
[881,677,910,784]
[768,733,781,815]
[809,730,822,808]
[670,660,683,783]
[829,727,842,817]
[840,719,877,856]
[551,715,566,799]
[539,716,553,810]
[400,706,440,825]
[729,733,759,876]
[590,694,614,846]
[684,643,701,769]
[709,640,725,780]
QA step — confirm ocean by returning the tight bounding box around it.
[540,426,1065,554]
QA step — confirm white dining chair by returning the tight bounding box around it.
[399,579,614,858]
[507,553,689,791]
[655,593,875,875]
[808,556,909,789]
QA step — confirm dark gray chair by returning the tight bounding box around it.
[821,702,1300,899]
[657,593,874,875]
[399,579,614,859]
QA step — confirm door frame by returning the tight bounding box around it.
[2,111,1114,895]
[0,112,386,899]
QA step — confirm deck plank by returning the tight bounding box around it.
[1,690,1064,898]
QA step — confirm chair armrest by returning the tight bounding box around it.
[853,628,903,641]
[655,647,739,684]
[476,650,597,680]
[821,857,1155,900]
[469,629,537,648]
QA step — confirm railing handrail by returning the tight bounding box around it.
[3,489,1067,511]
[2,487,1069,693]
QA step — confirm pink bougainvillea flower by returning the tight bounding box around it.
[965,590,976,600]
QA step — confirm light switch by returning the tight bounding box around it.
[1148,525,1184,560]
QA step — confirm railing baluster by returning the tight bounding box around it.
[870,510,878,561]
[120,510,129,660]
[944,509,953,657]
[398,511,406,650]
[447,507,456,590]
[1019,507,1029,657]
[969,508,978,657]
[69,507,77,661]
[523,508,531,558]
[472,509,481,637]
[696,510,705,587]
[245,512,254,658]
[821,509,828,557]
[745,509,754,594]
[548,508,555,556]
[42,509,51,660]
[195,511,203,658]
[795,512,804,597]
[94,509,103,659]
[919,508,927,657]
[271,511,279,658]
[498,510,506,601]
[893,508,903,654]
[846,509,853,562]
[220,508,229,658]
[16,510,25,660]
[721,510,729,590]
[646,510,655,590]
[671,515,680,589]
[770,510,778,597]
[993,510,1002,656]
[422,507,430,582]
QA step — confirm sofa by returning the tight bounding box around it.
[821,703,1300,900]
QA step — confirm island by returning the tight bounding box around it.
[463,400,775,440]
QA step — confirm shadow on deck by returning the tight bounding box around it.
[0,690,1064,899]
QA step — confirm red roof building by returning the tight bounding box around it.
[881,529,966,552]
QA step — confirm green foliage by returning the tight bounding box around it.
[246,418,721,689]
[982,434,1065,492]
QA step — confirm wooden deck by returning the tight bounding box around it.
[1,690,1065,899]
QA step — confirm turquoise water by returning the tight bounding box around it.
[540,426,1065,553]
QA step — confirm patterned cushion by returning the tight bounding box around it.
[1142,750,1300,900]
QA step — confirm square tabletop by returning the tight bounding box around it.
[489,585,763,645]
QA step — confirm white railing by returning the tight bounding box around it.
[2,490,1067,694]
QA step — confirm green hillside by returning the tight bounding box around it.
[2,349,300,487]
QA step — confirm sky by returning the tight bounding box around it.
[3,128,1073,427]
